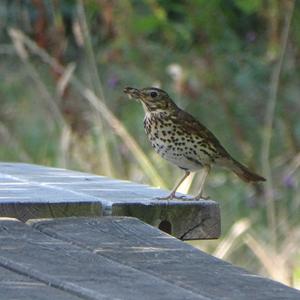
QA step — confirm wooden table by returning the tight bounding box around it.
[0,163,220,240]
[1,217,300,300]
[0,163,300,299]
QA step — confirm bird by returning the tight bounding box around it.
[123,87,265,200]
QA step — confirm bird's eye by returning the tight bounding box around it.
[150,91,158,98]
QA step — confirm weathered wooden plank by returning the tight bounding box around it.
[0,264,82,300]
[112,201,219,239]
[30,217,300,300]
[0,218,207,300]
[0,162,220,240]
[0,165,102,221]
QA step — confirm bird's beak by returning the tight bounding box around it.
[123,87,142,102]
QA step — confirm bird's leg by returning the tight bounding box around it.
[157,171,190,200]
[194,165,210,200]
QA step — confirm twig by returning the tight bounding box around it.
[8,28,167,188]
[244,233,290,285]
[261,0,295,247]
[10,29,71,167]
[76,1,114,177]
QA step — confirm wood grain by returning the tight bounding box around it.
[0,163,220,240]
[0,218,207,300]
[0,264,81,300]
[30,217,300,300]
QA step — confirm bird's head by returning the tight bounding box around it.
[123,87,176,112]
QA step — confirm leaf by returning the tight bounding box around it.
[233,0,262,14]
[134,16,162,34]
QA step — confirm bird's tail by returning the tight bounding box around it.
[222,158,266,182]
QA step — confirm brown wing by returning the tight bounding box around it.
[173,108,231,159]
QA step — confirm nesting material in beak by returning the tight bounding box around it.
[123,87,141,101]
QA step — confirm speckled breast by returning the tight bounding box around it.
[143,112,212,171]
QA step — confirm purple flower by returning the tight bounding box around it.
[107,75,120,88]
[282,174,296,188]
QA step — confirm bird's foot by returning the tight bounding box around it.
[193,194,210,201]
[156,193,189,201]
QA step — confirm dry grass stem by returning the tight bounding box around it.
[213,218,251,259]
[261,0,295,247]
[8,28,167,188]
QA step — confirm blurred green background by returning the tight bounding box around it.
[1,0,299,288]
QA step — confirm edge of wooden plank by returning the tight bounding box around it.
[28,217,300,300]
[0,218,208,300]
[0,163,220,240]
[112,201,221,240]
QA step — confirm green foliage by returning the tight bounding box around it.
[233,0,262,14]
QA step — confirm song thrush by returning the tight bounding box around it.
[124,87,265,200]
